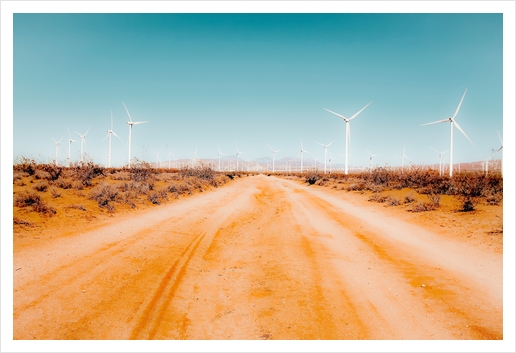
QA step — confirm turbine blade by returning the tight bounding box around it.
[314,141,324,147]
[452,88,468,119]
[420,118,449,126]
[324,108,348,121]
[430,147,440,153]
[453,120,473,144]
[349,101,372,121]
[122,102,133,122]
[103,133,110,142]
[327,138,337,147]
[84,126,91,136]
[112,131,122,141]
[497,130,503,144]
[133,121,148,125]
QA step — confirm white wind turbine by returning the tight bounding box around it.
[235,144,244,171]
[366,148,379,173]
[123,102,148,168]
[155,150,161,168]
[191,147,199,167]
[420,88,473,177]
[267,144,282,173]
[51,137,63,166]
[314,139,336,174]
[492,130,503,175]
[324,101,372,175]
[103,111,122,168]
[430,147,448,176]
[296,139,310,173]
[217,145,225,172]
[167,146,174,170]
[74,126,91,165]
[66,128,76,167]
[395,146,410,173]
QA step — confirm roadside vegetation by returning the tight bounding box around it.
[13,158,245,229]
[279,167,503,213]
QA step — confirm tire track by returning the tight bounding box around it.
[130,231,206,340]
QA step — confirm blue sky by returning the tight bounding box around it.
[10,12,507,169]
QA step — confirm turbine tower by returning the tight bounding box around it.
[51,137,63,166]
[103,111,122,168]
[324,101,372,175]
[66,128,76,167]
[217,145,225,172]
[314,139,336,174]
[74,126,91,165]
[366,149,379,173]
[492,130,503,175]
[267,144,282,173]
[235,144,244,171]
[167,145,174,170]
[296,139,310,173]
[123,102,148,168]
[395,146,410,173]
[431,147,448,176]
[420,88,473,177]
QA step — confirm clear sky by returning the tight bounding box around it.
[10,11,507,169]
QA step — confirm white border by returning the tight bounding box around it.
[2,1,514,352]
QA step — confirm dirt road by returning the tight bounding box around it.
[13,175,502,340]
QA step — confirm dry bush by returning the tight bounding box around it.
[33,181,49,192]
[14,191,41,207]
[404,193,416,204]
[110,171,131,181]
[50,187,61,198]
[68,162,105,187]
[147,192,161,205]
[386,196,401,206]
[13,157,37,176]
[37,164,63,181]
[368,193,388,203]
[66,204,86,211]
[13,217,33,226]
[180,165,215,181]
[89,183,120,208]
[34,169,52,180]
[305,171,322,185]
[52,177,73,189]
[130,160,154,182]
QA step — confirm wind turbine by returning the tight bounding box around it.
[324,101,372,175]
[492,130,503,175]
[217,145,225,172]
[155,150,161,168]
[167,146,174,170]
[51,137,63,166]
[296,139,310,173]
[74,126,91,165]
[366,149,379,173]
[314,139,336,174]
[66,128,76,167]
[123,102,148,168]
[267,144,282,173]
[103,111,122,168]
[394,146,410,173]
[235,144,244,171]
[420,88,473,177]
[191,147,199,167]
[328,150,334,174]
[430,147,448,176]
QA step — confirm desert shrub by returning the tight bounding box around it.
[368,193,388,203]
[404,193,416,204]
[33,181,49,192]
[180,165,215,181]
[71,180,84,190]
[305,171,322,185]
[386,196,401,206]
[13,217,33,226]
[147,191,166,204]
[38,164,63,181]
[427,193,441,208]
[110,171,131,181]
[14,191,41,207]
[89,183,119,208]
[410,202,436,212]
[53,177,73,189]
[69,162,105,187]
[461,198,475,212]
[66,204,86,211]
[485,192,503,205]
[14,157,37,176]
[34,169,52,180]
[130,160,154,182]
[33,201,56,215]
[50,188,61,198]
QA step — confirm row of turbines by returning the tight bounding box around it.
[49,89,503,177]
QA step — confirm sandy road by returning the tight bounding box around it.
[13,174,502,340]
